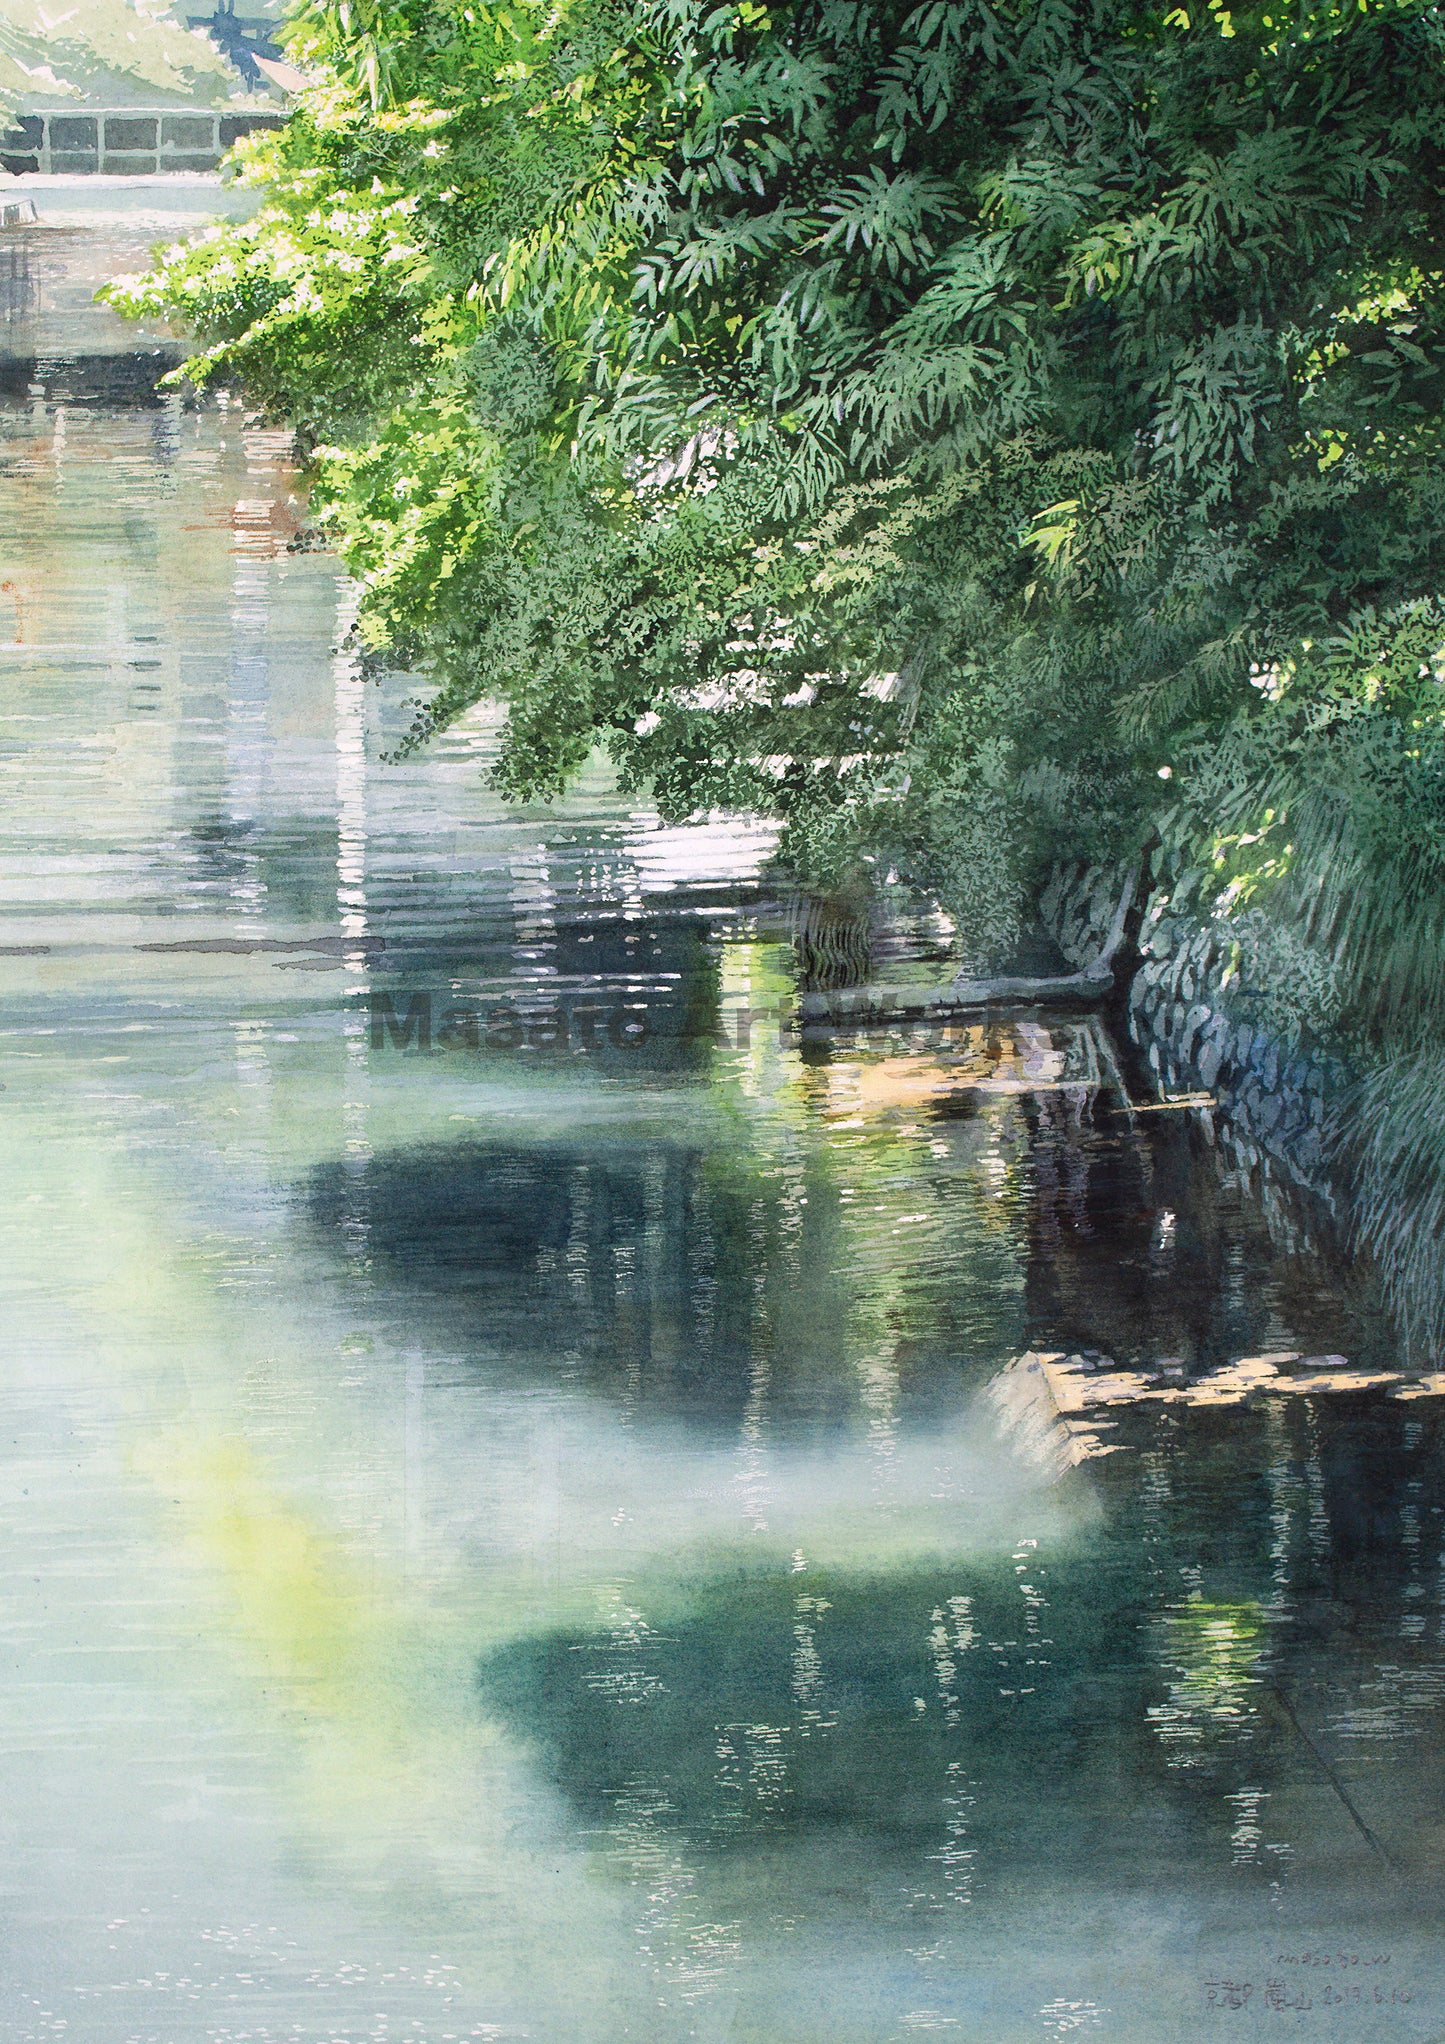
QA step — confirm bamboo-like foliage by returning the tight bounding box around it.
[1335,1051,1445,1357]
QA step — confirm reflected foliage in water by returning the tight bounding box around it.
[480,1399,1445,1911]
[309,1119,1023,1427]
[309,1011,1395,1428]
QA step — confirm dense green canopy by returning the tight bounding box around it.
[116,0,1445,1007]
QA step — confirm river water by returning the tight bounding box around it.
[2,193,1444,2044]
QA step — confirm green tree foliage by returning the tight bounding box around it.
[112,0,1445,987]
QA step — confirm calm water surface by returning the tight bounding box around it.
[2,199,1444,2044]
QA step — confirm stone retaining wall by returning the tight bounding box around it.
[1040,862,1347,1204]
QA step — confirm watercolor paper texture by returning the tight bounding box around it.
[5,24,1445,2044]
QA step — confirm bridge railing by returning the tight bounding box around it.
[0,109,284,177]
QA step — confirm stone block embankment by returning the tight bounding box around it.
[1040,862,1347,1201]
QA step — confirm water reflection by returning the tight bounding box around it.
[2,208,1444,2043]
[308,1010,1393,1429]
[478,1394,1445,1910]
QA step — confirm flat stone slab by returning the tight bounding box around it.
[797,961,1115,1027]
[992,1349,1435,1468]
[986,1353,1127,1475]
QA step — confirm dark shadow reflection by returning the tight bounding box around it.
[478,1401,1445,1911]
[309,1131,975,1427]
[309,1017,1397,1425]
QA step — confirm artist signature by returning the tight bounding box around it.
[1204,1975,1412,2013]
